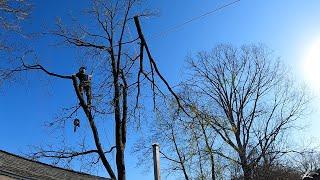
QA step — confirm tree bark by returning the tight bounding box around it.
[242,165,252,180]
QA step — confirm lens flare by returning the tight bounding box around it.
[302,40,320,90]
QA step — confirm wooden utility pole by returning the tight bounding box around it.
[152,143,161,180]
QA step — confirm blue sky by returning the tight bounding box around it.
[1,0,320,179]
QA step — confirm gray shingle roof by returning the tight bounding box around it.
[0,150,110,180]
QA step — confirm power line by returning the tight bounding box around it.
[151,0,240,39]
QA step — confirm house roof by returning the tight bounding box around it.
[0,150,110,180]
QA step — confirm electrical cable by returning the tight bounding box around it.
[150,0,240,39]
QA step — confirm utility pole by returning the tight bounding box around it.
[152,143,161,180]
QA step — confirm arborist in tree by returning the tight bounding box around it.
[76,67,93,108]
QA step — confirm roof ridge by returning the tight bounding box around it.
[0,150,108,179]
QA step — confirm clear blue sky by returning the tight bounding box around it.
[1,0,320,179]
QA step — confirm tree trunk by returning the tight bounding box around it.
[209,152,216,180]
[241,163,252,180]
[116,144,126,180]
[111,50,126,180]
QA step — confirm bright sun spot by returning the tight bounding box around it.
[302,39,320,91]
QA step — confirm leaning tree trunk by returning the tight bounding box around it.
[72,76,117,179]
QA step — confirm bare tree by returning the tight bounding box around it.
[8,0,183,180]
[141,44,310,179]
[182,44,309,179]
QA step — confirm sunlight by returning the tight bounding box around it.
[302,39,320,91]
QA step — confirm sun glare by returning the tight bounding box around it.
[302,39,320,91]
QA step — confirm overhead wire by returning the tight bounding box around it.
[150,0,240,39]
